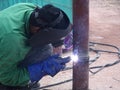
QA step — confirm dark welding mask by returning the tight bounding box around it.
[29,4,72,47]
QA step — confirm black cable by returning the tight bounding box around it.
[89,42,120,74]
[32,42,120,89]
[63,42,120,73]
[32,79,72,90]
[89,42,120,52]
[89,48,101,64]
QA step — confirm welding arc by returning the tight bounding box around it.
[31,42,120,90]
[64,42,120,74]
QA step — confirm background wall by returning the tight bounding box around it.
[0,0,72,22]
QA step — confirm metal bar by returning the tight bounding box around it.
[73,0,89,90]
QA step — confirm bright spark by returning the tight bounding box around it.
[70,54,78,62]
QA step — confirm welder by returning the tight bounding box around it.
[0,3,72,90]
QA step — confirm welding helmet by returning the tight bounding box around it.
[29,4,72,47]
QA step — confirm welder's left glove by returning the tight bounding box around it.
[27,54,70,82]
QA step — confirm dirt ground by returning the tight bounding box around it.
[37,0,120,90]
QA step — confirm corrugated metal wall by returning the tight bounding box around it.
[0,0,72,21]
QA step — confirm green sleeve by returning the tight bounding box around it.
[0,33,31,86]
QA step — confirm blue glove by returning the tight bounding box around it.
[28,54,70,82]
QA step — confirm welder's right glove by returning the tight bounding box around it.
[27,54,70,82]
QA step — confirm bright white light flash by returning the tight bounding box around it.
[70,54,78,62]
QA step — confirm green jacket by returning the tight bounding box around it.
[0,3,36,86]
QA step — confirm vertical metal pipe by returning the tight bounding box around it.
[73,0,89,90]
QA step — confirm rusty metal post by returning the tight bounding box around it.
[73,0,89,90]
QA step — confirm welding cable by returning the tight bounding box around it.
[89,42,120,51]
[89,48,101,64]
[89,59,120,74]
[88,42,120,74]
[89,42,120,60]
[32,79,72,90]
[90,59,120,69]
[63,47,101,71]
[63,42,120,74]
[90,48,120,55]
[32,42,120,89]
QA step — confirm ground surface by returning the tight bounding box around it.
[37,0,120,90]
